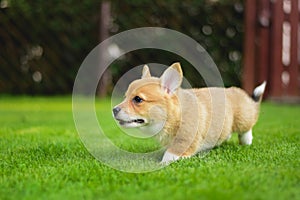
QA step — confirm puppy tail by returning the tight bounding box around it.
[252,81,267,102]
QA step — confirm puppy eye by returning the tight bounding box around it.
[133,96,143,104]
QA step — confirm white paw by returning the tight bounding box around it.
[239,129,253,145]
[160,151,180,165]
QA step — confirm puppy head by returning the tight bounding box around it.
[113,63,183,131]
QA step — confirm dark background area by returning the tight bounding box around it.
[0,0,244,95]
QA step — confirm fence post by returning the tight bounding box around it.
[288,0,299,96]
[269,0,284,98]
[242,0,257,94]
[257,0,271,90]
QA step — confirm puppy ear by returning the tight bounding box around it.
[160,62,183,94]
[141,65,151,79]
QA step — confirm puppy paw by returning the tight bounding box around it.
[160,151,180,165]
[239,129,253,145]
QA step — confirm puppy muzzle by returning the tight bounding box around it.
[113,106,121,117]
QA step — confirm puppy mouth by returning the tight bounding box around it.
[117,118,145,126]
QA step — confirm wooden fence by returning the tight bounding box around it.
[243,0,300,102]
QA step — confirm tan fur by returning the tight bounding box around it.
[113,63,265,162]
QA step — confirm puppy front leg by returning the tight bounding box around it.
[160,136,197,164]
[160,150,180,164]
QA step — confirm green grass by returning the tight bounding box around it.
[0,96,299,200]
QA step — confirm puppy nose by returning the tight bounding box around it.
[113,107,121,117]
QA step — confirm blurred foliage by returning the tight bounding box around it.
[0,0,244,95]
[111,0,244,88]
[0,0,100,94]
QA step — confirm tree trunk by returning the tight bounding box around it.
[97,1,112,97]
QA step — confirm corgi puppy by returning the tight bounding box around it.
[113,62,266,164]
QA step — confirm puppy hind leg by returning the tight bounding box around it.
[238,129,253,145]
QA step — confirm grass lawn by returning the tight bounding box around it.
[0,96,299,200]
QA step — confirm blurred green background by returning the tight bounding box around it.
[0,0,244,95]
